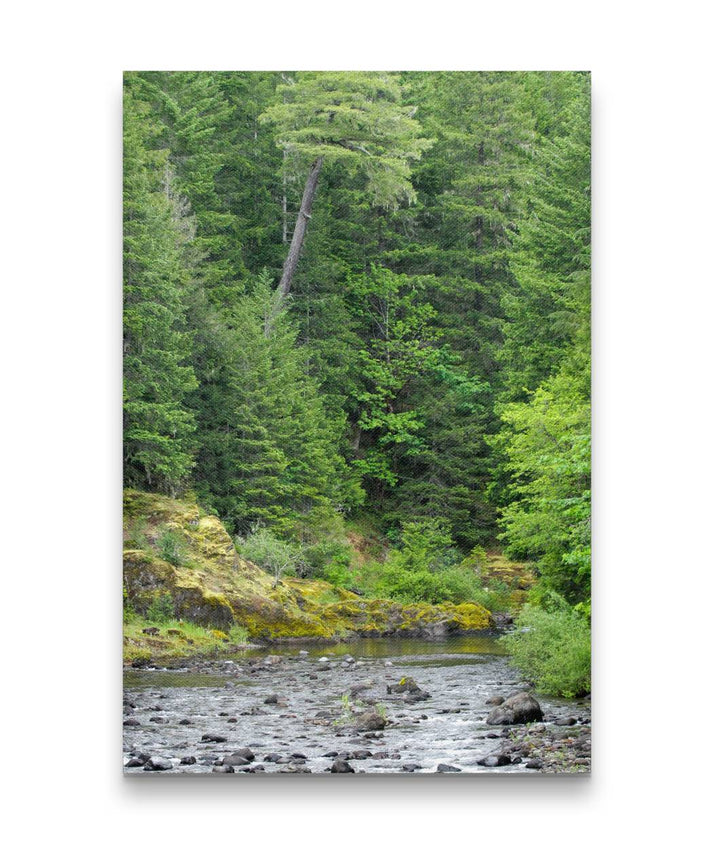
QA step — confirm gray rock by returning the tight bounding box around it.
[124,758,144,768]
[486,692,543,725]
[143,758,173,771]
[201,734,228,743]
[355,712,387,731]
[179,756,196,765]
[478,754,511,767]
[437,763,461,773]
[263,694,279,705]
[556,716,577,726]
[330,759,355,773]
[526,759,543,769]
[123,718,141,726]
[263,753,283,762]
[486,696,505,706]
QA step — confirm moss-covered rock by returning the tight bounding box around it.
[123,489,495,655]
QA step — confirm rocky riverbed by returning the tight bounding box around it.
[123,637,590,775]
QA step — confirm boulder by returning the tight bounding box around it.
[478,754,511,767]
[486,692,543,725]
[386,676,431,702]
[355,712,387,731]
[330,759,355,773]
[437,763,461,773]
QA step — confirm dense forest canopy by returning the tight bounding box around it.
[123,71,590,608]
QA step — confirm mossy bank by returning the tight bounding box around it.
[123,490,495,663]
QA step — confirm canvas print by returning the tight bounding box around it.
[123,71,591,775]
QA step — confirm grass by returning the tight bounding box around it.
[123,611,252,663]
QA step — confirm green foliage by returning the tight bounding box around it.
[156,528,188,566]
[369,519,483,604]
[236,525,301,584]
[494,356,590,602]
[123,75,198,493]
[146,593,175,623]
[123,72,592,631]
[227,624,250,645]
[260,72,433,208]
[301,540,352,584]
[503,595,591,698]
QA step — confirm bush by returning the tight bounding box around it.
[503,596,590,698]
[156,528,187,566]
[301,540,352,581]
[236,525,301,584]
[227,624,249,645]
[147,593,175,623]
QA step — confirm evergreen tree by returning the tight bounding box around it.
[123,77,198,492]
[259,71,433,311]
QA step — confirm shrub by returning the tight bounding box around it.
[147,593,175,623]
[301,540,352,581]
[237,525,301,585]
[227,624,249,645]
[366,519,484,605]
[156,528,187,566]
[503,595,591,698]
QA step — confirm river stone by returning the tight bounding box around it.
[486,692,543,725]
[386,676,431,701]
[402,763,422,772]
[478,754,511,767]
[223,752,253,766]
[124,718,141,726]
[125,758,144,768]
[263,694,279,704]
[486,696,505,706]
[180,756,196,765]
[330,759,355,773]
[212,765,235,773]
[437,764,461,773]
[355,712,387,731]
[526,759,543,769]
[201,734,228,743]
[264,655,283,665]
[144,758,173,771]
[556,716,577,726]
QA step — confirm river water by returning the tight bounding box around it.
[123,636,590,774]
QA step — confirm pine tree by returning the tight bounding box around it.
[123,76,198,492]
[259,72,433,313]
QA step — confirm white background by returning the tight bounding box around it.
[2,2,717,852]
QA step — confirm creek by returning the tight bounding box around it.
[123,635,590,774]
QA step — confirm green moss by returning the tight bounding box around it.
[123,489,498,656]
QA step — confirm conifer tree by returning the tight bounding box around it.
[260,72,432,313]
[123,77,198,492]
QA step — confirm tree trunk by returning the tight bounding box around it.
[277,156,323,301]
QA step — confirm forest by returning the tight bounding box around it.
[123,71,591,696]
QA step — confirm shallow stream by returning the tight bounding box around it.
[123,635,590,774]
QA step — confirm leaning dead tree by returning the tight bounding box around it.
[260,72,432,333]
